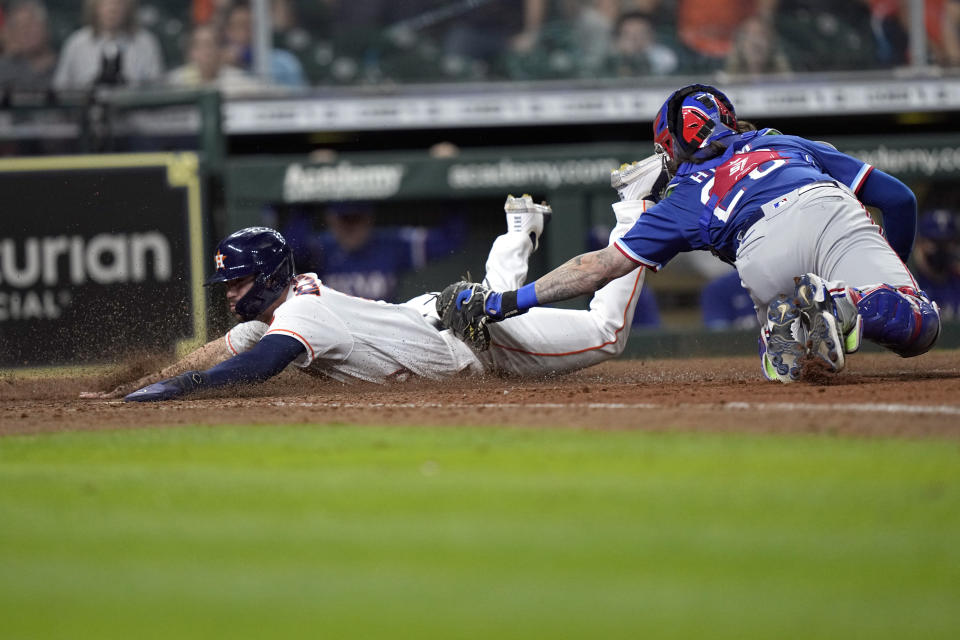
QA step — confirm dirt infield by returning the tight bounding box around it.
[2,350,959,438]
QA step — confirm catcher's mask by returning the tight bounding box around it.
[653,83,738,163]
[205,227,295,321]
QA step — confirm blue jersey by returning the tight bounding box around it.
[615,130,874,269]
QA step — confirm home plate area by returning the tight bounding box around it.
[2,351,959,438]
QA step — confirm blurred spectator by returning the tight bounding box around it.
[192,0,230,26]
[269,0,315,75]
[676,0,776,70]
[724,13,791,75]
[506,0,616,79]
[167,23,262,93]
[700,269,757,329]
[865,0,909,66]
[861,0,960,67]
[221,0,306,87]
[912,209,960,319]
[619,0,670,36]
[320,1,436,83]
[918,0,960,66]
[0,1,56,91]
[941,0,960,65]
[52,0,164,90]
[271,0,296,31]
[606,10,678,76]
[560,0,617,75]
[276,203,467,303]
[193,0,216,25]
[442,0,546,75]
[620,0,667,20]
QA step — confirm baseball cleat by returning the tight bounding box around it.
[610,154,666,202]
[793,273,862,353]
[793,274,849,373]
[804,308,845,373]
[504,194,552,251]
[761,294,808,383]
[610,161,640,191]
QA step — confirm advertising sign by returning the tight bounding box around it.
[0,154,205,368]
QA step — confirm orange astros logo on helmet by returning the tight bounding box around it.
[214,251,226,269]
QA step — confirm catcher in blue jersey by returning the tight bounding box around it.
[439,83,941,382]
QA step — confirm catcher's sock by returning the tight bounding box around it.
[504,194,551,251]
[761,294,807,383]
[833,288,862,353]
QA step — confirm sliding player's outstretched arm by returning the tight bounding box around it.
[122,335,306,402]
[80,337,233,399]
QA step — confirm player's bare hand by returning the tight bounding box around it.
[79,385,128,400]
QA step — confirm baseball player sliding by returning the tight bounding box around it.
[94,191,647,402]
[438,83,940,382]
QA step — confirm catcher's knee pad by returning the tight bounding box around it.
[855,285,941,357]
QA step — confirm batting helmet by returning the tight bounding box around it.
[205,227,295,321]
[653,84,738,162]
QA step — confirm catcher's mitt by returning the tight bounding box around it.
[436,281,492,351]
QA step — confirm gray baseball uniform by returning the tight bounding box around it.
[735,182,915,323]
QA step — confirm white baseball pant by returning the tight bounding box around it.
[478,202,646,376]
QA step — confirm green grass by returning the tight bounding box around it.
[1,424,958,639]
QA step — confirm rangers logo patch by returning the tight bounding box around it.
[711,150,787,202]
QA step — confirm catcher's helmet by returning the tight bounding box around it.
[205,227,295,321]
[653,84,737,162]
